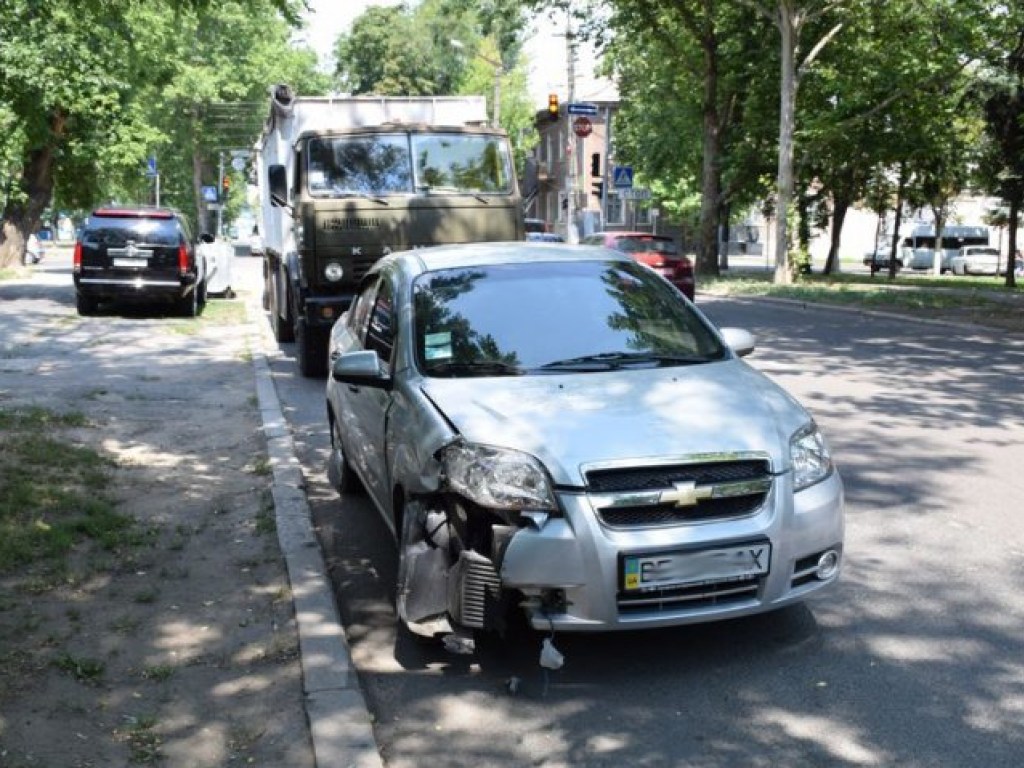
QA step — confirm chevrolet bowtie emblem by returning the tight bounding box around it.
[660,480,714,507]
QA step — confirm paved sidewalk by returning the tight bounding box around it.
[243,288,384,768]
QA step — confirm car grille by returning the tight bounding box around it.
[617,577,761,615]
[585,459,773,528]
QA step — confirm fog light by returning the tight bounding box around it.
[815,549,840,580]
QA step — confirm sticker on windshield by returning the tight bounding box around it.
[424,332,453,361]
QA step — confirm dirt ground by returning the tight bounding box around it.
[0,261,315,767]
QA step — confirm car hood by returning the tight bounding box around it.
[420,360,811,486]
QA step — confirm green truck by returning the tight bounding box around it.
[256,84,524,376]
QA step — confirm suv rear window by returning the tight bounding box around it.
[84,215,182,246]
[613,236,677,255]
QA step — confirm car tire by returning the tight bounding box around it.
[198,279,208,306]
[76,293,98,316]
[328,420,364,495]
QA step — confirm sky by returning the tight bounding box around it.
[298,0,614,106]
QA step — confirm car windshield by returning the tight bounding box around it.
[307,132,514,197]
[413,260,726,377]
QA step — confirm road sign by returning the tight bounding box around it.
[613,165,634,188]
[572,116,593,138]
[620,187,652,200]
[145,156,158,178]
[567,102,598,116]
[201,185,218,203]
[231,156,246,172]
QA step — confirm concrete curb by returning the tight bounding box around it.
[245,302,384,768]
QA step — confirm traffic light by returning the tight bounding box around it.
[591,180,604,199]
[548,93,559,122]
[221,175,231,193]
[590,153,601,177]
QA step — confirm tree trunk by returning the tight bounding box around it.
[888,168,907,280]
[825,195,850,275]
[697,26,722,276]
[773,4,797,284]
[1007,196,1019,289]
[0,144,58,268]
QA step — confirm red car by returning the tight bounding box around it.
[581,231,695,300]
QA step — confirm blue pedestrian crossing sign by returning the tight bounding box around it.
[613,165,634,189]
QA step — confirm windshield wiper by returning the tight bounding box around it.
[330,190,390,205]
[425,360,525,377]
[537,352,713,372]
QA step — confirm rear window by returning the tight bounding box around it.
[83,216,182,247]
[612,236,677,256]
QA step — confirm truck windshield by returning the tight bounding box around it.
[306,133,513,197]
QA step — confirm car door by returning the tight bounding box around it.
[347,275,397,513]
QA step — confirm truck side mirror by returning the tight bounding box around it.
[268,164,288,208]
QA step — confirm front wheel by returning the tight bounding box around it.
[296,319,327,377]
[327,419,364,495]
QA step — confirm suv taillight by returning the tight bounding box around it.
[73,241,82,273]
[178,244,189,276]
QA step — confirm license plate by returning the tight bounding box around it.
[113,258,148,268]
[623,542,771,592]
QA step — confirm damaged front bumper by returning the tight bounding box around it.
[428,469,844,634]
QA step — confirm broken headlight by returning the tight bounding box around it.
[440,441,556,511]
[790,421,833,491]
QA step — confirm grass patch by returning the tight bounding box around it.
[53,652,105,683]
[168,299,247,335]
[119,714,163,764]
[702,271,1024,330]
[0,406,131,574]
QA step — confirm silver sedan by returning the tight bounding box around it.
[325,243,844,648]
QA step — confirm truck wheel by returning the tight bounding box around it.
[296,319,327,377]
[269,274,294,343]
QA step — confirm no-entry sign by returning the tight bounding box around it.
[573,116,593,137]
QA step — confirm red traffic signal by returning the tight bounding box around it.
[548,93,559,122]
[222,175,231,191]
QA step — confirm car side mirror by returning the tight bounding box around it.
[199,233,215,244]
[331,350,393,390]
[719,327,756,358]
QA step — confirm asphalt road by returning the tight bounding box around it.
[16,250,1022,766]
[263,271,1024,767]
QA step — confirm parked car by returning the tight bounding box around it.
[580,231,696,300]
[248,229,264,257]
[24,233,45,265]
[525,231,565,243]
[73,206,208,317]
[950,245,1000,276]
[325,242,844,649]
[524,217,548,234]
[862,246,904,271]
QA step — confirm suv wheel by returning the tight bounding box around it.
[76,293,98,316]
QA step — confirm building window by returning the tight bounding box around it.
[607,191,624,225]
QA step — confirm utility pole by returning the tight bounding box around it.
[216,151,225,237]
[565,12,577,243]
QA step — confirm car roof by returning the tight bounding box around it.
[376,241,631,277]
[592,231,673,240]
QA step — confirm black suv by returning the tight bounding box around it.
[73,207,208,317]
